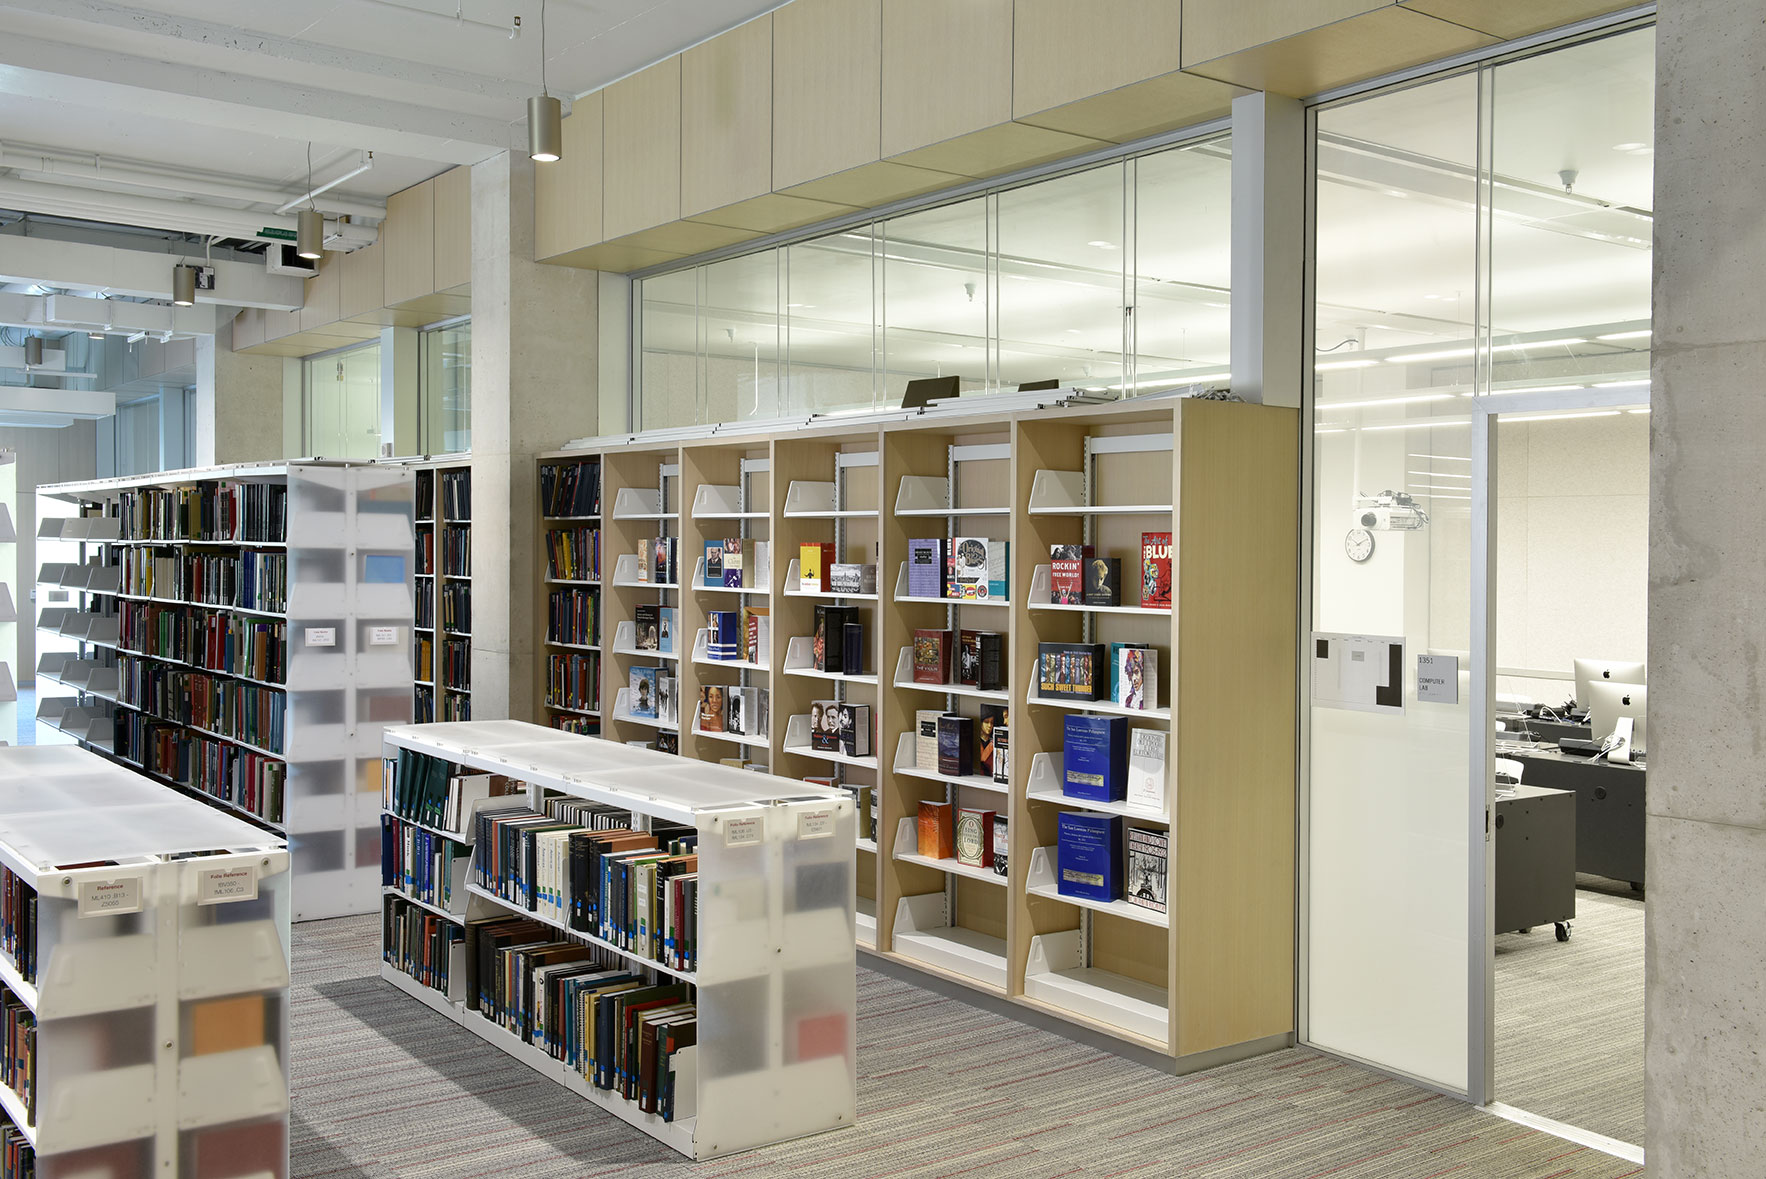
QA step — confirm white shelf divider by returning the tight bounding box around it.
[1023,930,1169,1045]
[1027,564,1171,615]
[690,626,767,672]
[691,484,765,519]
[888,733,1007,796]
[1027,468,1172,516]
[690,553,770,596]
[610,687,678,732]
[890,893,1008,990]
[783,558,878,601]
[891,817,1005,887]
[784,636,879,685]
[1024,752,1169,823]
[611,487,667,519]
[1026,672,1171,721]
[782,713,878,770]
[890,647,1009,703]
[612,619,679,662]
[891,562,1009,607]
[892,474,1009,517]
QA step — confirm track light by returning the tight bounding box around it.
[23,337,41,367]
[296,208,324,260]
[87,332,103,341]
[528,0,562,162]
[172,264,197,307]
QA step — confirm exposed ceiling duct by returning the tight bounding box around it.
[0,176,377,251]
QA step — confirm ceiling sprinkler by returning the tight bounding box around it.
[1559,168,1578,194]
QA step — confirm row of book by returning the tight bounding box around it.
[442,638,471,690]
[416,590,434,631]
[384,895,461,996]
[698,684,766,740]
[0,870,36,987]
[415,684,435,724]
[912,627,1004,691]
[917,802,1008,876]
[803,700,867,758]
[0,985,33,1123]
[118,658,287,755]
[442,469,471,521]
[1037,642,1160,710]
[441,582,472,634]
[701,540,769,589]
[808,605,864,675]
[905,537,1008,601]
[0,1112,31,1179]
[120,549,287,614]
[441,691,472,721]
[416,528,434,575]
[548,528,601,582]
[119,715,286,825]
[442,526,471,577]
[382,816,468,911]
[636,537,678,584]
[624,668,678,726]
[548,588,599,647]
[120,603,287,684]
[1063,716,1167,810]
[540,460,601,519]
[705,606,765,664]
[415,469,435,523]
[632,605,676,655]
[417,635,434,683]
[796,544,877,595]
[913,706,1007,781]
[549,653,601,714]
[117,481,287,543]
[550,714,598,736]
[1050,534,1171,607]
[1058,814,1168,914]
[383,748,522,834]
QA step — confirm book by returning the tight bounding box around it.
[742,605,769,665]
[1057,812,1121,902]
[814,605,856,673]
[1140,531,1172,608]
[1037,642,1106,700]
[809,700,841,752]
[1126,728,1167,812]
[1125,827,1169,913]
[697,685,726,732]
[915,710,942,771]
[629,668,660,719]
[635,604,660,651]
[937,714,973,778]
[1107,642,1150,700]
[799,542,834,592]
[654,536,678,584]
[655,731,678,755]
[721,538,744,588]
[977,705,1007,778]
[1050,543,1092,604]
[842,621,865,676]
[658,607,675,654]
[1117,646,1158,711]
[1084,556,1122,607]
[727,686,749,736]
[950,537,1007,600]
[955,808,996,867]
[830,563,876,595]
[1063,714,1128,801]
[993,725,1010,785]
[913,628,952,684]
[839,704,871,758]
[637,538,650,582]
[658,675,677,726]
[917,801,954,859]
[708,610,741,661]
[703,541,723,585]
[957,630,982,686]
[992,814,1008,876]
[907,538,946,599]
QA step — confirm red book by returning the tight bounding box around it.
[1140,532,1172,608]
[912,628,952,684]
[1050,544,1092,604]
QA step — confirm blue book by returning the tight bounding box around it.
[1063,714,1127,801]
[1057,812,1121,902]
[710,610,741,660]
[704,540,723,585]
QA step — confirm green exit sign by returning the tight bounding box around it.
[259,227,296,241]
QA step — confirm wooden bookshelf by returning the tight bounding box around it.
[409,460,473,724]
[530,397,1298,1069]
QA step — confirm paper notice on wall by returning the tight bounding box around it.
[1312,632,1405,714]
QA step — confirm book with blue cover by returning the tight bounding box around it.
[708,610,741,660]
[907,538,945,599]
[1057,812,1121,902]
[629,667,660,719]
[1063,714,1127,801]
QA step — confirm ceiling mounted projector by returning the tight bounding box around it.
[1355,490,1430,530]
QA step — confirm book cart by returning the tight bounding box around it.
[529,394,1297,1070]
[377,719,857,1159]
[410,459,473,725]
[0,744,290,1179]
[31,461,416,921]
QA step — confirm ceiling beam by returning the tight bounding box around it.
[0,235,301,313]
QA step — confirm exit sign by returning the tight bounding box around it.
[259,227,296,241]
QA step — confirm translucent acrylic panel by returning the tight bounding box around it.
[420,321,472,454]
[1308,72,1479,1094]
[882,196,988,403]
[639,268,700,431]
[1484,28,1654,395]
[1133,138,1232,394]
[786,229,878,415]
[700,250,782,425]
[997,162,1125,390]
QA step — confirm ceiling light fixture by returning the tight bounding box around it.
[23,337,42,368]
[297,142,324,260]
[87,331,103,341]
[1597,329,1652,341]
[1480,383,1586,396]
[1315,392,1454,411]
[528,0,563,162]
[1086,240,1117,250]
[172,264,197,307]
[1385,347,1476,365]
[1501,409,1622,424]
[1314,358,1378,372]
[1595,379,1651,389]
[1488,336,1586,353]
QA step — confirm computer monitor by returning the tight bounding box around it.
[1573,658,1646,707]
[1588,681,1647,755]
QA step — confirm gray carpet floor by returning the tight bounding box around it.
[294,915,1643,1178]
[1495,880,1645,1146]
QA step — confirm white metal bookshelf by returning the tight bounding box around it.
[0,453,15,743]
[35,461,416,921]
[378,720,856,1160]
[0,744,289,1174]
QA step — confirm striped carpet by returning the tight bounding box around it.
[1495,880,1646,1146]
[293,916,1643,1179]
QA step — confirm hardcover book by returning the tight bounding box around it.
[955,808,996,868]
[742,605,769,666]
[799,542,834,593]
[637,537,651,583]
[629,668,660,719]
[696,685,726,732]
[977,705,1007,779]
[1084,556,1123,607]
[1125,827,1169,913]
[635,604,660,652]
[708,610,741,661]
[1049,543,1092,604]
[703,540,723,585]
[1057,812,1122,902]
[1037,642,1106,700]
[1063,714,1128,801]
[950,537,1008,600]
[957,629,983,687]
[655,731,678,755]
[842,621,865,676]
[814,605,856,673]
[830,563,877,595]
[1126,728,1167,813]
[1117,646,1158,711]
[657,607,675,654]
[913,628,953,685]
[654,536,678,584]
[992,725,1010,786]
[917,801,955,860]
[937,714,973,778]
[993,814,1009,876]
[721,538,744,588]
[839,703,871,758]
[727,686,751,736]
[907,538,946,599]
[658,675,677,726]
[915,710,942,771]
[809,700,842,752]
[1108,642,1151,700]
[1140,531,1173,608]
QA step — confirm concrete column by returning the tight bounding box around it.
[470,151,600,719]
[194,328,291,465]
[1647,4,1766,1175]
[1229,91,1305,409]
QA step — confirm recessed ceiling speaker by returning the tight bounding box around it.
[529,94,562,162]
[296,208,324,260]
[23,337,41,367]
[172,264,197,307]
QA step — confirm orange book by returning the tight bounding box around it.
[190,994,267,1056]
[917,801,955,860]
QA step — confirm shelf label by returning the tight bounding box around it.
[197,865,259,905]
[368,625,399,646]
[723,817,763,848]
[797,809,835,840]
[78,876,142,917]
[304,627,336,648]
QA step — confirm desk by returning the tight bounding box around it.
[1498,713,1592,744]
[1513,748,1645,888]
[1495,785,1576,937]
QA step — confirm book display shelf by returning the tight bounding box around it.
[33,461,417,921]
[0,744,291,1179]
[378,719,856,1159]
[0,452,15,743]
[411,461,473,725]
[531,397,1297,1069]
[541,453,607,734]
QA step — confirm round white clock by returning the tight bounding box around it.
[1345,527,1375,563]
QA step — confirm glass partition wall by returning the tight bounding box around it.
[634,137,1233,431]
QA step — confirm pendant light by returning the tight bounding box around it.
[297,142,325,259]
[528,0,562,162]
[172,264,197,307]
[23,337,41,368]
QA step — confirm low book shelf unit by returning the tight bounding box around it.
[32,461,416,921]
[378,719,857,1159]
[532,395,1298,1072]
[0,744,290,1179]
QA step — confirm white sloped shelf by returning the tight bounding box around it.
[1027,469,1172,516]
[890,647,1008,703]
[1027,564,1171,615]
[782,713,877,769]
[1023,930,1168,1046]
[888,733,1007,796]
[890,817,1004,887]
[889,893,1007,991]
[1025,845,1169,929]
[784,636,877,685]
[1024,752,1169,823]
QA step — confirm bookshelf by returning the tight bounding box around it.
[33,461,417,921]
[378,720,856,1160]
[0,452,14,744]
[529,397,1297,1069]
[410,460,474,724]
[0,743,290,1178]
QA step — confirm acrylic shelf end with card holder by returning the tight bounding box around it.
[890,562,1009,608]
[1028,564,1171,615]
[890,817,1006,887]
[690,551,770,597]
[890,647,1009,704]
[611,619,679,662]
[1026,671,1171,722]
[888,733,1007,797]
[1023,930,1168,1047]
[1024,752,1169,823]
[782,480,876,519]
[690,483,766,520]
[784,558,878,602]
[613,551,677,590]
[889,893,1008,992]
[690,626,767,672]
[1024,845,1170,930]
[892,474,1010,518]
[611,486,671,520]
[784,635,878,685]
[782,713,878,770]
[1026,469,1174,517]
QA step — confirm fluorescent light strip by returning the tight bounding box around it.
[1477,384,1588,397]
[1409,453,1471,461]
[1362,419,1470,432]
[1412,492,1471,500]
[1315,358,1379,372]
[1410,485,1473,494]
[1500,410,1622,424]
[1315,393,1455,410]
[1628,408,1651,414]
[1488,336,1586,353]
[1597,330,1652,341]
[1595,379,1650,389]
[1384,347,1475,365]
[1408,470,1471,479]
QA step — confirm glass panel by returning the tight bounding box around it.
[882,196,989,403]
[786,229,877,415]
[700,250,781,424]
[420,320,471,454]
[303,343,381,461]
[1132,138,1232,395]
[638,267,698,431]
[115,397,161,476]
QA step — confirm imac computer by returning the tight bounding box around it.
[1588,681,1647,757]
[1573,658,1646,708]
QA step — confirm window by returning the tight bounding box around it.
[302,342,382,460]
[419,319,471,455]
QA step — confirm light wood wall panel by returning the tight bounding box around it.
[299,255,341,332]
[535,94,605,262]
[1403,0,1634,38]
[603,57,682,241]
[880,0,1011,157]
[681,15,774,220]
[1011,0,1184,121]
[772,0,883,191]
[431,165,472,292]
[339,241,385,321]
[383,179,435,306]
[1181,0,1388,64]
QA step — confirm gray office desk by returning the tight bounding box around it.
[1512,747,1646,888]
[1495,785,1576,938]
[1498,713,1593,744]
